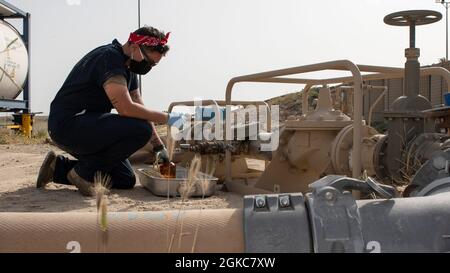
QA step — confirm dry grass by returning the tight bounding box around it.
[190,156,216,253]
[179,156,202,200]
[395,124,418,185]
[0,127,49,145]
[167,156,197,252]
[177,156,202,251]
[164,155,218,253]
[155,124,167,137]
[0,115,49,145]
[167,155,203,253]
[94,172,111,231]
[164,136,175,251]
[94,172,111,253]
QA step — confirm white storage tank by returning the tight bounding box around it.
[0,19,28,100]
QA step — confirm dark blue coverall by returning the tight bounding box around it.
[48,39,152,189]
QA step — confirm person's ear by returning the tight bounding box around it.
[131,44,144,60]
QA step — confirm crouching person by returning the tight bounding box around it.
[36,26,187,196]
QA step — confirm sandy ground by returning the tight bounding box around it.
[0,144,244,212]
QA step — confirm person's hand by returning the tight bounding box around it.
[153,144,170,163]
[167,112,189,129]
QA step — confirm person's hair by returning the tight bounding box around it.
[130,26,170,55]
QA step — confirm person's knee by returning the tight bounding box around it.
[130,119,153,145]
[112,173,136,189]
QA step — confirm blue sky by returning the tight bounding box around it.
[5,0,449,114]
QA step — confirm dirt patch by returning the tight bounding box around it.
[0,144,243,212]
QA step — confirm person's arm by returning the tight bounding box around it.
[129,89,145,105]
[103,76,169,124]
[129,89,165,148]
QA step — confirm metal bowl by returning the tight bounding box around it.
[136,166,218,197]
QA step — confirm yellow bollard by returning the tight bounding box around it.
[21,113,32,138]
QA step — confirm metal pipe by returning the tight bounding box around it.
[302,84,312,115]
[2,192,450,253]
[336,86,356,117]
[444,2,450,60]
[168,99,271,182]
[319,67,450,89]
[421,67,450,89]
[356,64,404,73]
[324,73,401,85]
[23,13,30,113]
[335,87,342,111]
[0,0,28,17]
[225,60,363,180]
[367,86,388,127]
[246,74,396,85]
[137,0,142,95]
[0,209,244,253]
[137,0,141,28]
[181,66,444,123]
[168,64,450,184]
[410,22,416,48]
[252,78,320,85]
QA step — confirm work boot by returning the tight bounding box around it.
[67,169,95,197]
[36,151,56,188]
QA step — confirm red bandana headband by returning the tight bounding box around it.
[128,32,171,46]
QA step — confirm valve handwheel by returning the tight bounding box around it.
[384,10,442,49]
[384,10,442,26]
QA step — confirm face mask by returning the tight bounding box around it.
[128,47,153,75]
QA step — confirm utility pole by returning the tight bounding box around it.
[437,0,450,60]
[138,0,142,94]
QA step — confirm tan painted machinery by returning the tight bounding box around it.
[167,10,450,199]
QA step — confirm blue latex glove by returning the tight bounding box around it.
[167,112,189,129]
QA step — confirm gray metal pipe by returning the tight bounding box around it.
[357,192,450,253]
